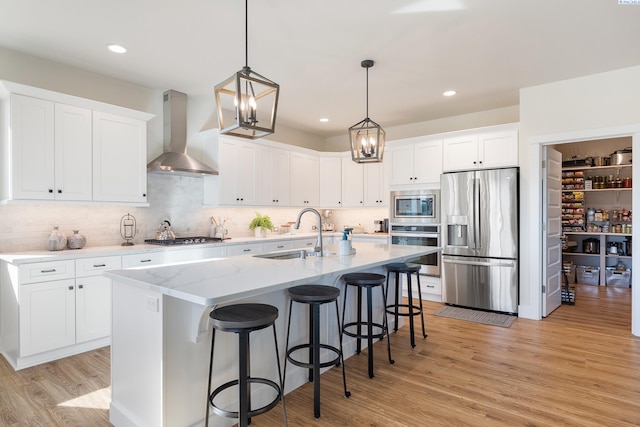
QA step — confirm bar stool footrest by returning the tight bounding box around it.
[385,303,423,317]
[286,343,342,369]
[342,321,386,341]
[209,377,282,419]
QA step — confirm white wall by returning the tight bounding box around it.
[519,65,640,335]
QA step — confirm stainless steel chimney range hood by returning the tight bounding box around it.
[147,90,218,176]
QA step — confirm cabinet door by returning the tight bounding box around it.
[10,94,55,200]
[442,135,479,172]
[217,139,237,204]
[414,139,443,184]
[363,162,387,207]
[290,152,319,206]
[219,138,257,205]
[20,279,76,356]
[319,157,342,208]
[76,275,111,343]
[92,111,147,203]
[388,145,415,186]
[257,146,290,206]
[478,130,518,169]
[54,103,92,201]
[341,157,364,207]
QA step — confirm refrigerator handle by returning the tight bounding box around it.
[474,177,481,250]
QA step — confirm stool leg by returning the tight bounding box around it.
[416,273,428,339]
[283,299,294,393]
[334,300,351,398]
[366,286,374,378]
[238,331,250,427]
[312,303,321,418]
[205,329,216,427]
[380,283,395,366]
[356,286,363,355]
[393,272,400,332]
[407,272,416,348]
[309,306,315,383]
[271,324,288,426]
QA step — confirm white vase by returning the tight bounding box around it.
[255,228,267,238]
[46,226,67,251]
[67,230,87,249]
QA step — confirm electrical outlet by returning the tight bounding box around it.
[146,295,159,312]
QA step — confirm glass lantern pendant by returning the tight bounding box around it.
[349,59,385,163]
[214,0,279,139]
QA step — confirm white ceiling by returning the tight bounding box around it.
[2,0,640,138]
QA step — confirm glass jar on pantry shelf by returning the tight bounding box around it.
[623,177,632,188]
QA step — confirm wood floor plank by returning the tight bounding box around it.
[0,284,638,426]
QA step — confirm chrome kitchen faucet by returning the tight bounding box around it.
[293,208,323,257]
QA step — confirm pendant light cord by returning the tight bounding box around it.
[245,0,249,68]
[365,66,369,120]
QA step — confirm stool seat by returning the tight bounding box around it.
[288,284,340,304]
[209,303,278,332]
[342,272,386,287]
[384,263,421,274]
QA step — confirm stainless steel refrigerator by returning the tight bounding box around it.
[441,167,519,314]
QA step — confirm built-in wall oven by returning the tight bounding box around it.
[390,189,441,277]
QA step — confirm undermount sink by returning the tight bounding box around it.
[253,249,336,260]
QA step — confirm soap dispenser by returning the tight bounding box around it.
[339,228,353,255]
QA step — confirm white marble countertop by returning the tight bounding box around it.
[104,242,437,306]
[0,232,389,265]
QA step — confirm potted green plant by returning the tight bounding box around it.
[249,212,274,237]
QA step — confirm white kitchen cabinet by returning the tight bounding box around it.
[319,157,342,208]
[122,252,168,268]
[4,95,92,201]
[294,238,318,249]
[363,161,389,207]
[262,240,295,252]
[442,127,518,172]
[227,242,263,256]
[257,145,290,206]
[92,111,148,203]
[216,137,258,205]
[388,138,442,186]
[341,157,364,207]
[19,278,76,357]
[290,151,320,206]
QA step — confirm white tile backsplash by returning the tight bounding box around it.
[0,174,389,252]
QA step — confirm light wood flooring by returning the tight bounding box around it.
[1,284,639,426]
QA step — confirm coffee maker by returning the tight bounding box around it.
[374,220,384,233]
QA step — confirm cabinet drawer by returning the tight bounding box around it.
[122,252,166,268]
[294,239,317,249]
[76,256,122,277]
[19,260,75,284]
[227,244,263,256]
[262,241,295,252]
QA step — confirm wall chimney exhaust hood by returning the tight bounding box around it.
[147,90,218,175]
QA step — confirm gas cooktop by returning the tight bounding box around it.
[144,236,226,246]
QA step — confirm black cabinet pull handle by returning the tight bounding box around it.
[48,189,53,193]
[93,264,106,268]
[143,193,146,197]
[140,259,152,263]
[78,284,84,289]
[57,189,62,194]
[41,269,56,273]
[68,286,74,290]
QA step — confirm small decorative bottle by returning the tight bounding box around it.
[67,230,87,249]
[46,226,67,251]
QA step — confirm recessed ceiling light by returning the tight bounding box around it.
[443,90,456,97]
[320,118,329,122]
[107,44,127,54]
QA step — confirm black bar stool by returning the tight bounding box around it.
[284,284,350,419]
[341,272,394,378]
[205,303,286,427]
[384,262,427,348]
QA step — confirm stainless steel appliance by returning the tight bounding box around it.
[374,220,384,232]
[441,167,519,314]
[390,189,439,224]
[390,224,441,277]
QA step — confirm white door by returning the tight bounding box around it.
[319,157,342,207]
[76,276,112,343]
[414,139,443,184]
[543,146,563,316]
[55,103,92,201]
[341,157,364,207]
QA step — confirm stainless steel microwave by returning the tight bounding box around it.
[390,190,440,224]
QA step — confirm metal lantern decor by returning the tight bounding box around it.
[120,213,137,246]
[214,0,279,139]
[349,59,385,163]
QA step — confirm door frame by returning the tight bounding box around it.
[529,124,640,336]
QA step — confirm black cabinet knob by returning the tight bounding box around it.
[48,189,53,193]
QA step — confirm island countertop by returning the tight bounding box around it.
[104,242,439,306]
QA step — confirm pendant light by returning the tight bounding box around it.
[214,0,279,139]
[349,59,385,163]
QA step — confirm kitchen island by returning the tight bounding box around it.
[105,242,439,427]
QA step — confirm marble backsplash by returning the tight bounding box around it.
[0,174,389,253]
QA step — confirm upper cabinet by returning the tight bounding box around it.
[0,82,153,204]
[363,161,389,206]
[319,157,342,208]
[256,145,290,206]
[341,157,364,207]
[92,111,148,203]
[290,152,320,206]
[442,125,518,172]
[216,137,258,205]
[388,138,443,187]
